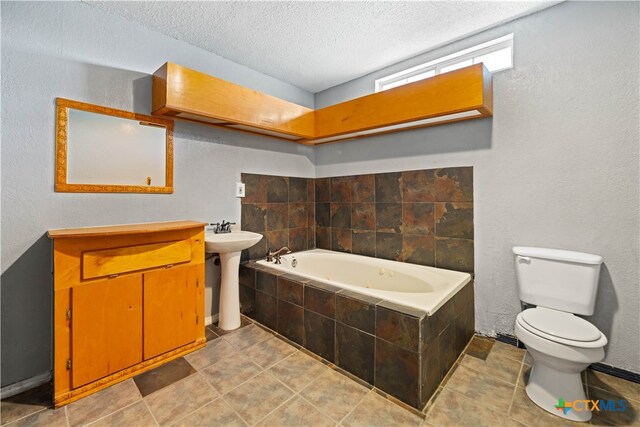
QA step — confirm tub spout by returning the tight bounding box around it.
[269,247,291,264]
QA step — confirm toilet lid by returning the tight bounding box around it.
[520,307,602,342]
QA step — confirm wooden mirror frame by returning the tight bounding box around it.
[55,98,174,193]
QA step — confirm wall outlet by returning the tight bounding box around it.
[235,182,245,198]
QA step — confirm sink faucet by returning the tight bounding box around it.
[267,247,291,264]
[208,221,236,233]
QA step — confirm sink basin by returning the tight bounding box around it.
[205,231,262,254]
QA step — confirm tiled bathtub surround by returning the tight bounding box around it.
[240,173,315,261]
[238,262,475,409]
[315,167,474,272]
[241,167,473,272]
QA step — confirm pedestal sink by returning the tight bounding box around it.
[205,231,262,330]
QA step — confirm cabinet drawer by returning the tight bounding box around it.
[83,240,192,280]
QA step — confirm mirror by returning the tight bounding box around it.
[55,98,173,193]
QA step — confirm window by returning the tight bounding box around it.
[375,34,513,92]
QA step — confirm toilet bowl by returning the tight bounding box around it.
[512,246,606,423]
[515,307,607,422]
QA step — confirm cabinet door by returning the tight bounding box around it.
[143,265,197,359]
[71,275,143,388]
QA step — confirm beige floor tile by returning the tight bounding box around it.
[342,392,423,427]
[200,353,262,394]
[4,407,67,427]
[257,396,334,427]
[268,352,328,392]
[587,370,640,403]
[183,338,238,370]
[67,379,141,427]
[444,365,515,412]
[223,371,294,425]
[426,388,512,427]
[244,336,297,369]
[459,352,522,385]
[490,341,526,363]
[223,324,273,350]
[144,374,217,425]
[1,383,52,426]
[589,386,640,426]
[300,369,369,422]
[87,401,156,427]
[509,386,582,427]
[173,398,247,427]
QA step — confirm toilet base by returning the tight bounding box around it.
[525,361,591,422]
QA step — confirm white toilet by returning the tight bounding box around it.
[513,246,607,423]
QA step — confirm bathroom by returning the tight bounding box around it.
[1,1,639,426]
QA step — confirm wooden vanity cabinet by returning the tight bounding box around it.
[48,221,206,407]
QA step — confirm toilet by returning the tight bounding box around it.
[513,246,607,423]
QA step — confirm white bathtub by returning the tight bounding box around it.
[256,249,471,315]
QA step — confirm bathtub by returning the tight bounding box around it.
[256,248,471,315]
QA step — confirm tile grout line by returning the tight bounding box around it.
[166,380,218,425]
[140,398,160,427]
[296,392,344,425]
[219,394,253,427]
[156,372,219,426]
[2,406,49,426]
[248,391,297,426]
[81,399,144,426]
[336,388,374,426]
[295,369,355,424]
[506,360,525,422]
[201,359,294,426]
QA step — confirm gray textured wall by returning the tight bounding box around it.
[1,1,315,387]
[314,1,639,373]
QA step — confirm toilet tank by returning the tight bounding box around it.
[513,246,603,316]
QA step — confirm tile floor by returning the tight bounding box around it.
[2,318,638,426]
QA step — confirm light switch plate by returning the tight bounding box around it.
[236,182,245,198]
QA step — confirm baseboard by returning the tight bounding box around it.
[496,333,523,348]
[590,362,640,384]
[205,313,219,326]
[0,371,51,399]
[495,333,640,384]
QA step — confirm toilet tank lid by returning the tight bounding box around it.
[513,247,603,265]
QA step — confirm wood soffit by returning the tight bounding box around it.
[152,62,493,146]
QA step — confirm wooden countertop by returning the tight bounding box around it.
[47,220,206,239]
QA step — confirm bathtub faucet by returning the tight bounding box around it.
[267,247,291,264]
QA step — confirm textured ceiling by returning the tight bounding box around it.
[86,1,560,93]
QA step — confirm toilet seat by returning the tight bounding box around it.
[517,307,607,348]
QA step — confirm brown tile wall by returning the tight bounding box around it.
[238,261,475,410]
[241,167,473,272]
[315,167,474,272]
[240,173,315,261]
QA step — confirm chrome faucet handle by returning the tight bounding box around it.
[274,254,282,264]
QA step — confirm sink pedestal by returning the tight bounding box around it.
[217,251,242,330]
